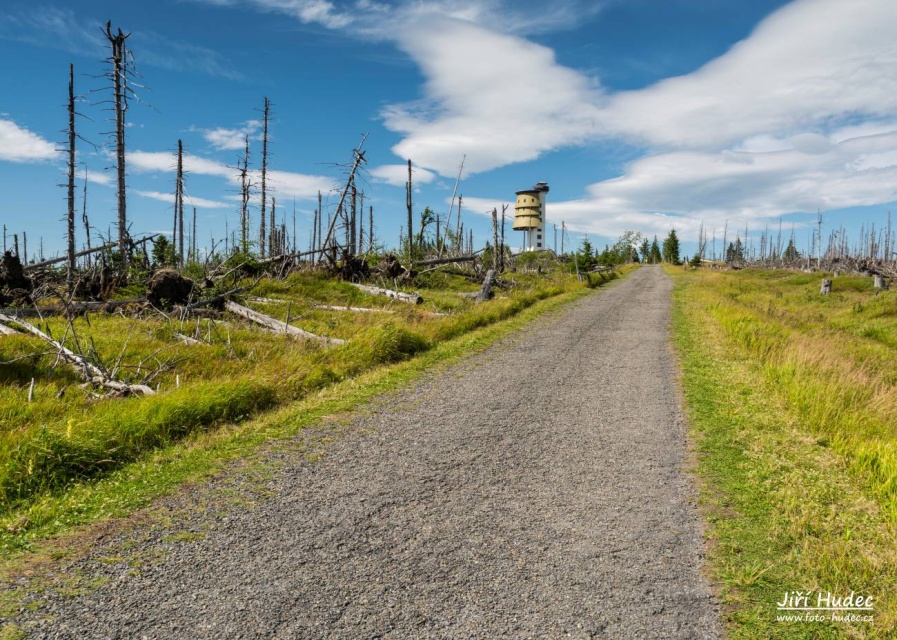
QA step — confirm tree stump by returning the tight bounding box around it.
[820,278,832,295]
[476,269,495,303]
[873,274,888,290]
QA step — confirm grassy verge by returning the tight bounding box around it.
[0,266,630,557]
[670,266,897,638]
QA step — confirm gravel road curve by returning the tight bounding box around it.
[11,265,719,639]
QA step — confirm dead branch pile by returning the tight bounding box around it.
[0,313,154,396]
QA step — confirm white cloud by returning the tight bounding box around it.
[369,163,436,187]
[0,119,58,163]
[128,149,333,201]
[383,16,604,176]
[200,120,262,151]
[128,150,234,178]
[262,169,335,200]
[84,170,113,186]
[136,190,231,209]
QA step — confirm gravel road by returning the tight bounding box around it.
[10,265,719,639]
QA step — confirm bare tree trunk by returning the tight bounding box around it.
[350,178,357,258]
[358,190,364,256]
[240,135,251,254]
[449,154,465,243]
[105,22,130,268]
[491,208,499,272]
[192,207,197,261]
[258,97,270,257]
[406,158,413,263]
[67,64,77,297]
[317,191,323,259]
[500,204,507,272]
[82,169,91,269]
[317,136,367,266]
[176,139,185,267]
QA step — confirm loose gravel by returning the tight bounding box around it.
[10,265,719,639]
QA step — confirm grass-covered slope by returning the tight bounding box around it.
[671,266,897,638]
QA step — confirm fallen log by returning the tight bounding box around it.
[314,304,395,314]
[0,323,18,336]
[0,298,146,318]
[414,254,478,267]
[224,301,345,345]
[23,235,161,272]
[0,313,154,396]
[349,283,422,305]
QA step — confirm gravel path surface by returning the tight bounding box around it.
[11,265,719,639]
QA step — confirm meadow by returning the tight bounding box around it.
[671,266,897,638]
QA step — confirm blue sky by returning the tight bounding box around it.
[2,0,897,260]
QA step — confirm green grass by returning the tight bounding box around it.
[671,266,897,638]
[0,266,629,555]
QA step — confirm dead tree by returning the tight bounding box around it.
[353,191,364,253]
[491,208,499,272]
[0,313,154,395]
[192,207,197,262]
[239,135,251,254]
[175,139,185,267]
[82,169,92,269]
[368,205,374,254]
[104,22,132,267]
[316,191,323,260]
[820,278,832,295]
[349,178,357,258]
[500,204,507,272]
[406,159,414,262]
[66,64,77,297]
[448,155,465,250]
[317,135,368,266]
[350,283,422,304]
[259,97,271,258]
[224,301,344,344]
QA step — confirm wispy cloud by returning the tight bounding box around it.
[0,7,103,54]
[84,169,113,186]
[198,120,263,151]
[187,0,603,37]
[369,163,436,187]
[0,119,58,163]
[128,149,335,200]
[0,7,243,80]
[136,190,231,209]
